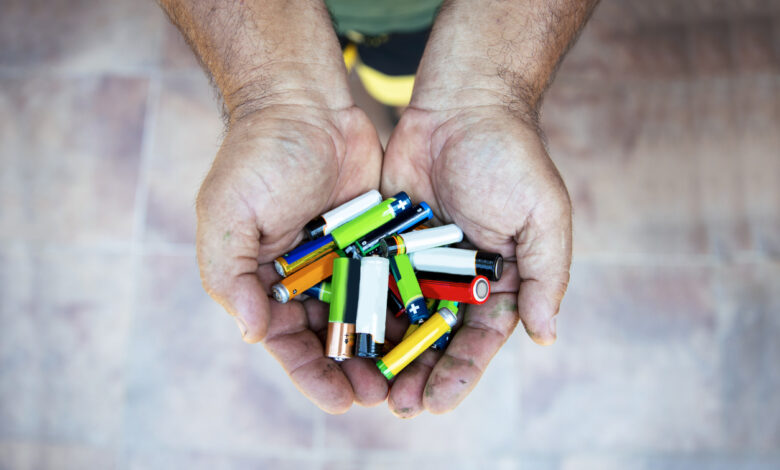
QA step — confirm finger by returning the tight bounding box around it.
[384,308,409,345]
[196,191,269,343]
[381,111,438,208]
[340,358,389,407]
[422,293,519,414]
[387,349,442,419]
[514,185,572,345]
[262,300,354,414]
[490,260,521,293]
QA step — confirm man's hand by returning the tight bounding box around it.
[159,0,390,413]
[381,104,572,416]
[197,103,388,413]
[378,0,597,417]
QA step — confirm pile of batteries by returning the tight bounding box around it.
[271,190,503,380]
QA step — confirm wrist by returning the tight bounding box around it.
[224,61,354,125]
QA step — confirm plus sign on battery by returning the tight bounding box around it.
[408,303,419,314]
[396,199,408,211]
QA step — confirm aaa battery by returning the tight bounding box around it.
[376,306,458,380]
[330,192,412,249]
[388,276,405,318]
[430,300,459,351]
[355,257,389,358]
[417,273,491,304]
[389,254,429,324]
[409,247,503,282]
[303,281,332,303]
[355,202,433,255]
[326,258,361,361]
[380,224,464,257]
[304,190,383,240]
[274,235,335,277]
[271,251,340,304]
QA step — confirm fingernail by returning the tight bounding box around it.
[234,316,248,338]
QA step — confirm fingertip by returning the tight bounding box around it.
[521,315,557,346]
[323,398,353,415]
[238,310,268,343]
[422,382,455,415]
[388,385,424,419]
[290,358,355,415]
[388,399,424,419]
[228,274,270,343]
[340,358,389,408]
[517,285,560,346]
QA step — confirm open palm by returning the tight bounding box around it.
[381,105,573,416]
[196,104,388,413]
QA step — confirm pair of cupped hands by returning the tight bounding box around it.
[195,85,572,417]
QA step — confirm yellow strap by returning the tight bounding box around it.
[342,43,358,73]
[355,63,415,107]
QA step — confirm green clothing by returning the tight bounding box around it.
[325,0,442,35]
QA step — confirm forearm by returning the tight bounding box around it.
[159,0,352,121]
[412,0,599,119]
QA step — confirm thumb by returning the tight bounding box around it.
[381,110,436,204]
[514,183,573,345]
[196,190,269,343]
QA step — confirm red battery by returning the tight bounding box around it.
[417,273,491,305]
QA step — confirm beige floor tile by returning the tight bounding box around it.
[0,76,147,244]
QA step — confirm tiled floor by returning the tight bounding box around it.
[1,1,779,469]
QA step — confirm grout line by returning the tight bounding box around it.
[131,75,162,247]
[116,68,162,467]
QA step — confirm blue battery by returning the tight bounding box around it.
[281,234,334,265]
[430,330,452,351]
[356,202,433,255]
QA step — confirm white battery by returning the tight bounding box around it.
[322,190,382,234]
[401,224,463,253]
[355,257,389,344]
[409,247,478,277]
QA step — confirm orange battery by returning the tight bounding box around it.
[271,251,340,303]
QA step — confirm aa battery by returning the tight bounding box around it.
[304,190,383,240]
[380,224,464,257]
[430,331,452,351]
[389,254,429,324]
[303,281,332,303]
[400,298,437,341]
[388,276,404,318]
[355,203,433,255]
[330,192,412,249]
[401,323,419,341]
[354,257,389,358]
[417,273,491,304]
[326,258,361,361]
[376,307,458,380]
[274,235,335,277]
[409,247,503,282]
[272,251,340,304]
[431,300,459,351]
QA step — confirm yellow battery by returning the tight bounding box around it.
[401,323,419,341]
[376,307,457,380]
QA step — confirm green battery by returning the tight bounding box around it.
[326,258,361,361]
[330,192,412,249]
[431,300,459,351]
[303,281,332,303]
[389,254,429,324]
[437,300,460,316]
